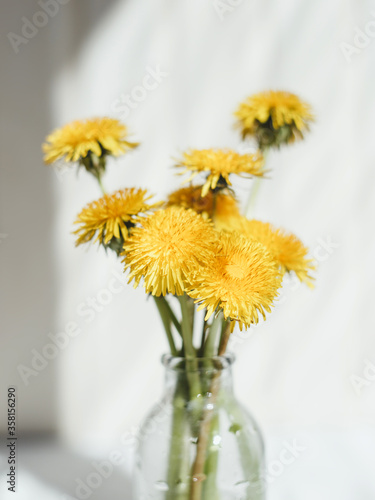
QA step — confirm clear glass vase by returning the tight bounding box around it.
[134,354,265,500]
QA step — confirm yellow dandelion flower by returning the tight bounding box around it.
[187,232,281,331]
[123,206,216,296]
[175,149,265,197]
[231,217,315,287]
[74,188,156,253]
[43,117,138,168]
[167,185,240,220]
[235,91,314,148]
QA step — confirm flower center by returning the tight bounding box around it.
[225,262,246,280]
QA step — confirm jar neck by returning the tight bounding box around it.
[162,354,235,396]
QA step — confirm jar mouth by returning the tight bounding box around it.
[162,353,235,372]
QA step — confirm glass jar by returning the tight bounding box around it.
[134,354,265,500]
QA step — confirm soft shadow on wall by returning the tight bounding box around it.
[0,0,121,435]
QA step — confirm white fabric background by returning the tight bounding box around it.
[1,0,375,494]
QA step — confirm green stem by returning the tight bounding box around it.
[160,295,183,339]
[203,313,223,358]
[198,312,209,357]
[153,296,178,356]
[245,177,262,218]
[189,371,220,500]
[167,381,190,500]
[244,147,269,218]
[218,319,231,356]
[178,294,195,357]
[202,413,220,500]
[97,174,107,195]
[178,294,202,428]
[186,296,196,339]
[217,321,231,357]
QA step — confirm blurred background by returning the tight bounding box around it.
[1,0,375,498]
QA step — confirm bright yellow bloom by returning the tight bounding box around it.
[175,149,265,197]
[229,217,315,287]
[187,232,281,331]
[167,185,240,220]
[74,188,156,252]
[43,117,138,164]
[123,207,216,296]
[235,91,314,148]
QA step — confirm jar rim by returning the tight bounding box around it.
[161,352,235,372]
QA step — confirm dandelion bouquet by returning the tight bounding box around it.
[43,91,315,500]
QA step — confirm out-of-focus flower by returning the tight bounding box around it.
[175,149,265,196]
[43,117,138,180]
[166,185,240,220]
[227,217,315,287]
[235,91,314,149]
[74,188,156,254]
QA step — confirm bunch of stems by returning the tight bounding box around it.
[156,293,261,500]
